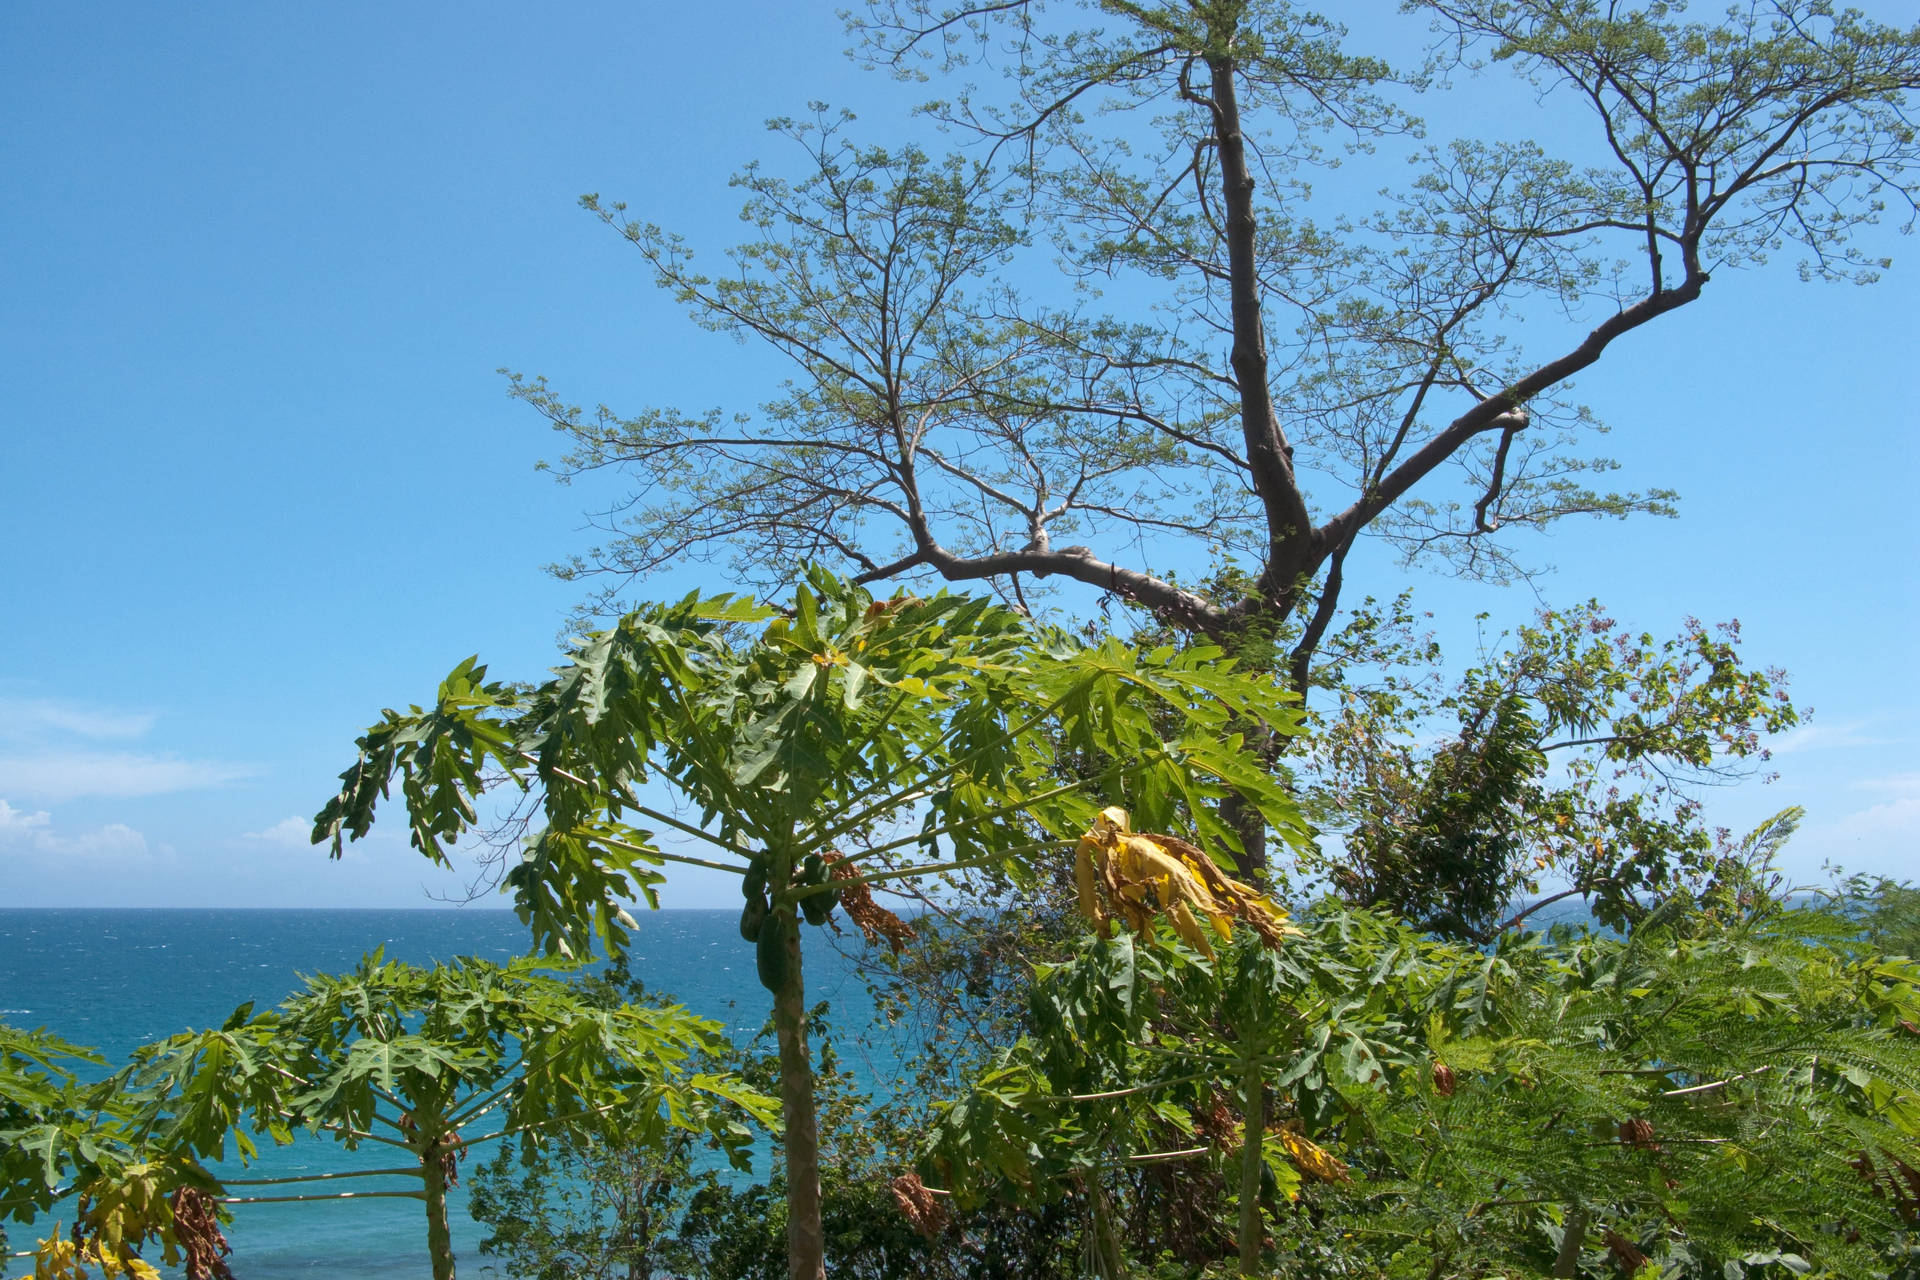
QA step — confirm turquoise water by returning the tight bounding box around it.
[0,909,892,1278]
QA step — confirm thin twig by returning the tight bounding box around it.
[1663,1065,1772,1098]
[220,1166,423,1186]
[1065,1072,1213,1103]
[222,1189,427,1205]
[1127,1145,1212,1165]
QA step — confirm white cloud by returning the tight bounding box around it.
[1788,772,1920,878]
[1771,721,1901,755]
[0,800,155,866]
[36,822,152,861]
[0,698,157,742]
[0,696,245,890]
[0,751,259,802]
[0,799,51,833]
[1825,794,1920,848]
[0,696,251,802]
[1851,772,1920,796]
[243,816,313,848]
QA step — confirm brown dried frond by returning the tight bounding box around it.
[888,1172,949,1239]
[1603,1228,1648,1270]
[437,1133,467,1188]
[1856,1150,1920,1222]
[1890,1156,1920,1221]
[1189,1097,1238,1145]
[1618,1118,1662,1152]
[168,1187,234,1280]
[825,851,915,952]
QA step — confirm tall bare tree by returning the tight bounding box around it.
[510,0,1919,868]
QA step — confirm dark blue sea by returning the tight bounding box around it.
[0,909,894,1279]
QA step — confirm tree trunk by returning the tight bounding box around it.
[1205,47,1315,598]
[626,1171,650,1280]
[1237,1059,1267,1275]
[1221,783,1268,884]
[1552,1207,1587,1278]
[1082,1175,1126,1280]
[420,1130,456,1280]
[1220,711,1282,884]
[770,910,827,1280]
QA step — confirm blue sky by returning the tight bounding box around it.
[2,1,1914,909]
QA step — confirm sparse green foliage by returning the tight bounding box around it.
[1836,874,1920,963]
[1335,892,1920,1278]
[1113,588,1803,938]
[524,0,1918,707]
[0,958,768,1280]
[923,910,1437,1275]
[463,971,753,1280]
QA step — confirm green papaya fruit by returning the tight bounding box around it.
[738,892,768,942]
[799,852,837,926]
[801,885,837,927]
[756,914,790,993]
[742,860,767,900]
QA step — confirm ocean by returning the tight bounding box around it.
[0,909,893,1279]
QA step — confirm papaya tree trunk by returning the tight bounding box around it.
[1237,1058,1267,1275]
[1221,788,1269,885]
[1219,702,1279,885]
[420,1129,456,1280]
[770,909,827,1280]
[1552,1207,1587,1278]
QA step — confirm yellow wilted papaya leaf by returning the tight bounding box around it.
[1115,837,1219,915]
[1073,807,1297,952]
[1074,835,1105,932]
[1142,829,1298,949]
[1275,1123,1350,1184]
[1168,899,1214,958]
[33,1233,163,1280]
[33,1235,86,1280]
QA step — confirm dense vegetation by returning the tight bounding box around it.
[4,578,1918,1279]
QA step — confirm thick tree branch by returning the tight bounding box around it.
[1317,268,1709,554]
[1207,50,1316,600]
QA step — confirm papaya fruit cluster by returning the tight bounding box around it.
[738,853,842,993]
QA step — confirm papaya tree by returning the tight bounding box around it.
[1,1024,90,1256]
[1,956,769,1280]
[0,1019,250,1280]
[1,1024,176,1278]
[313,569,1306,1279]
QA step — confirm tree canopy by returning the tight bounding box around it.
[514,0,1919,691]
